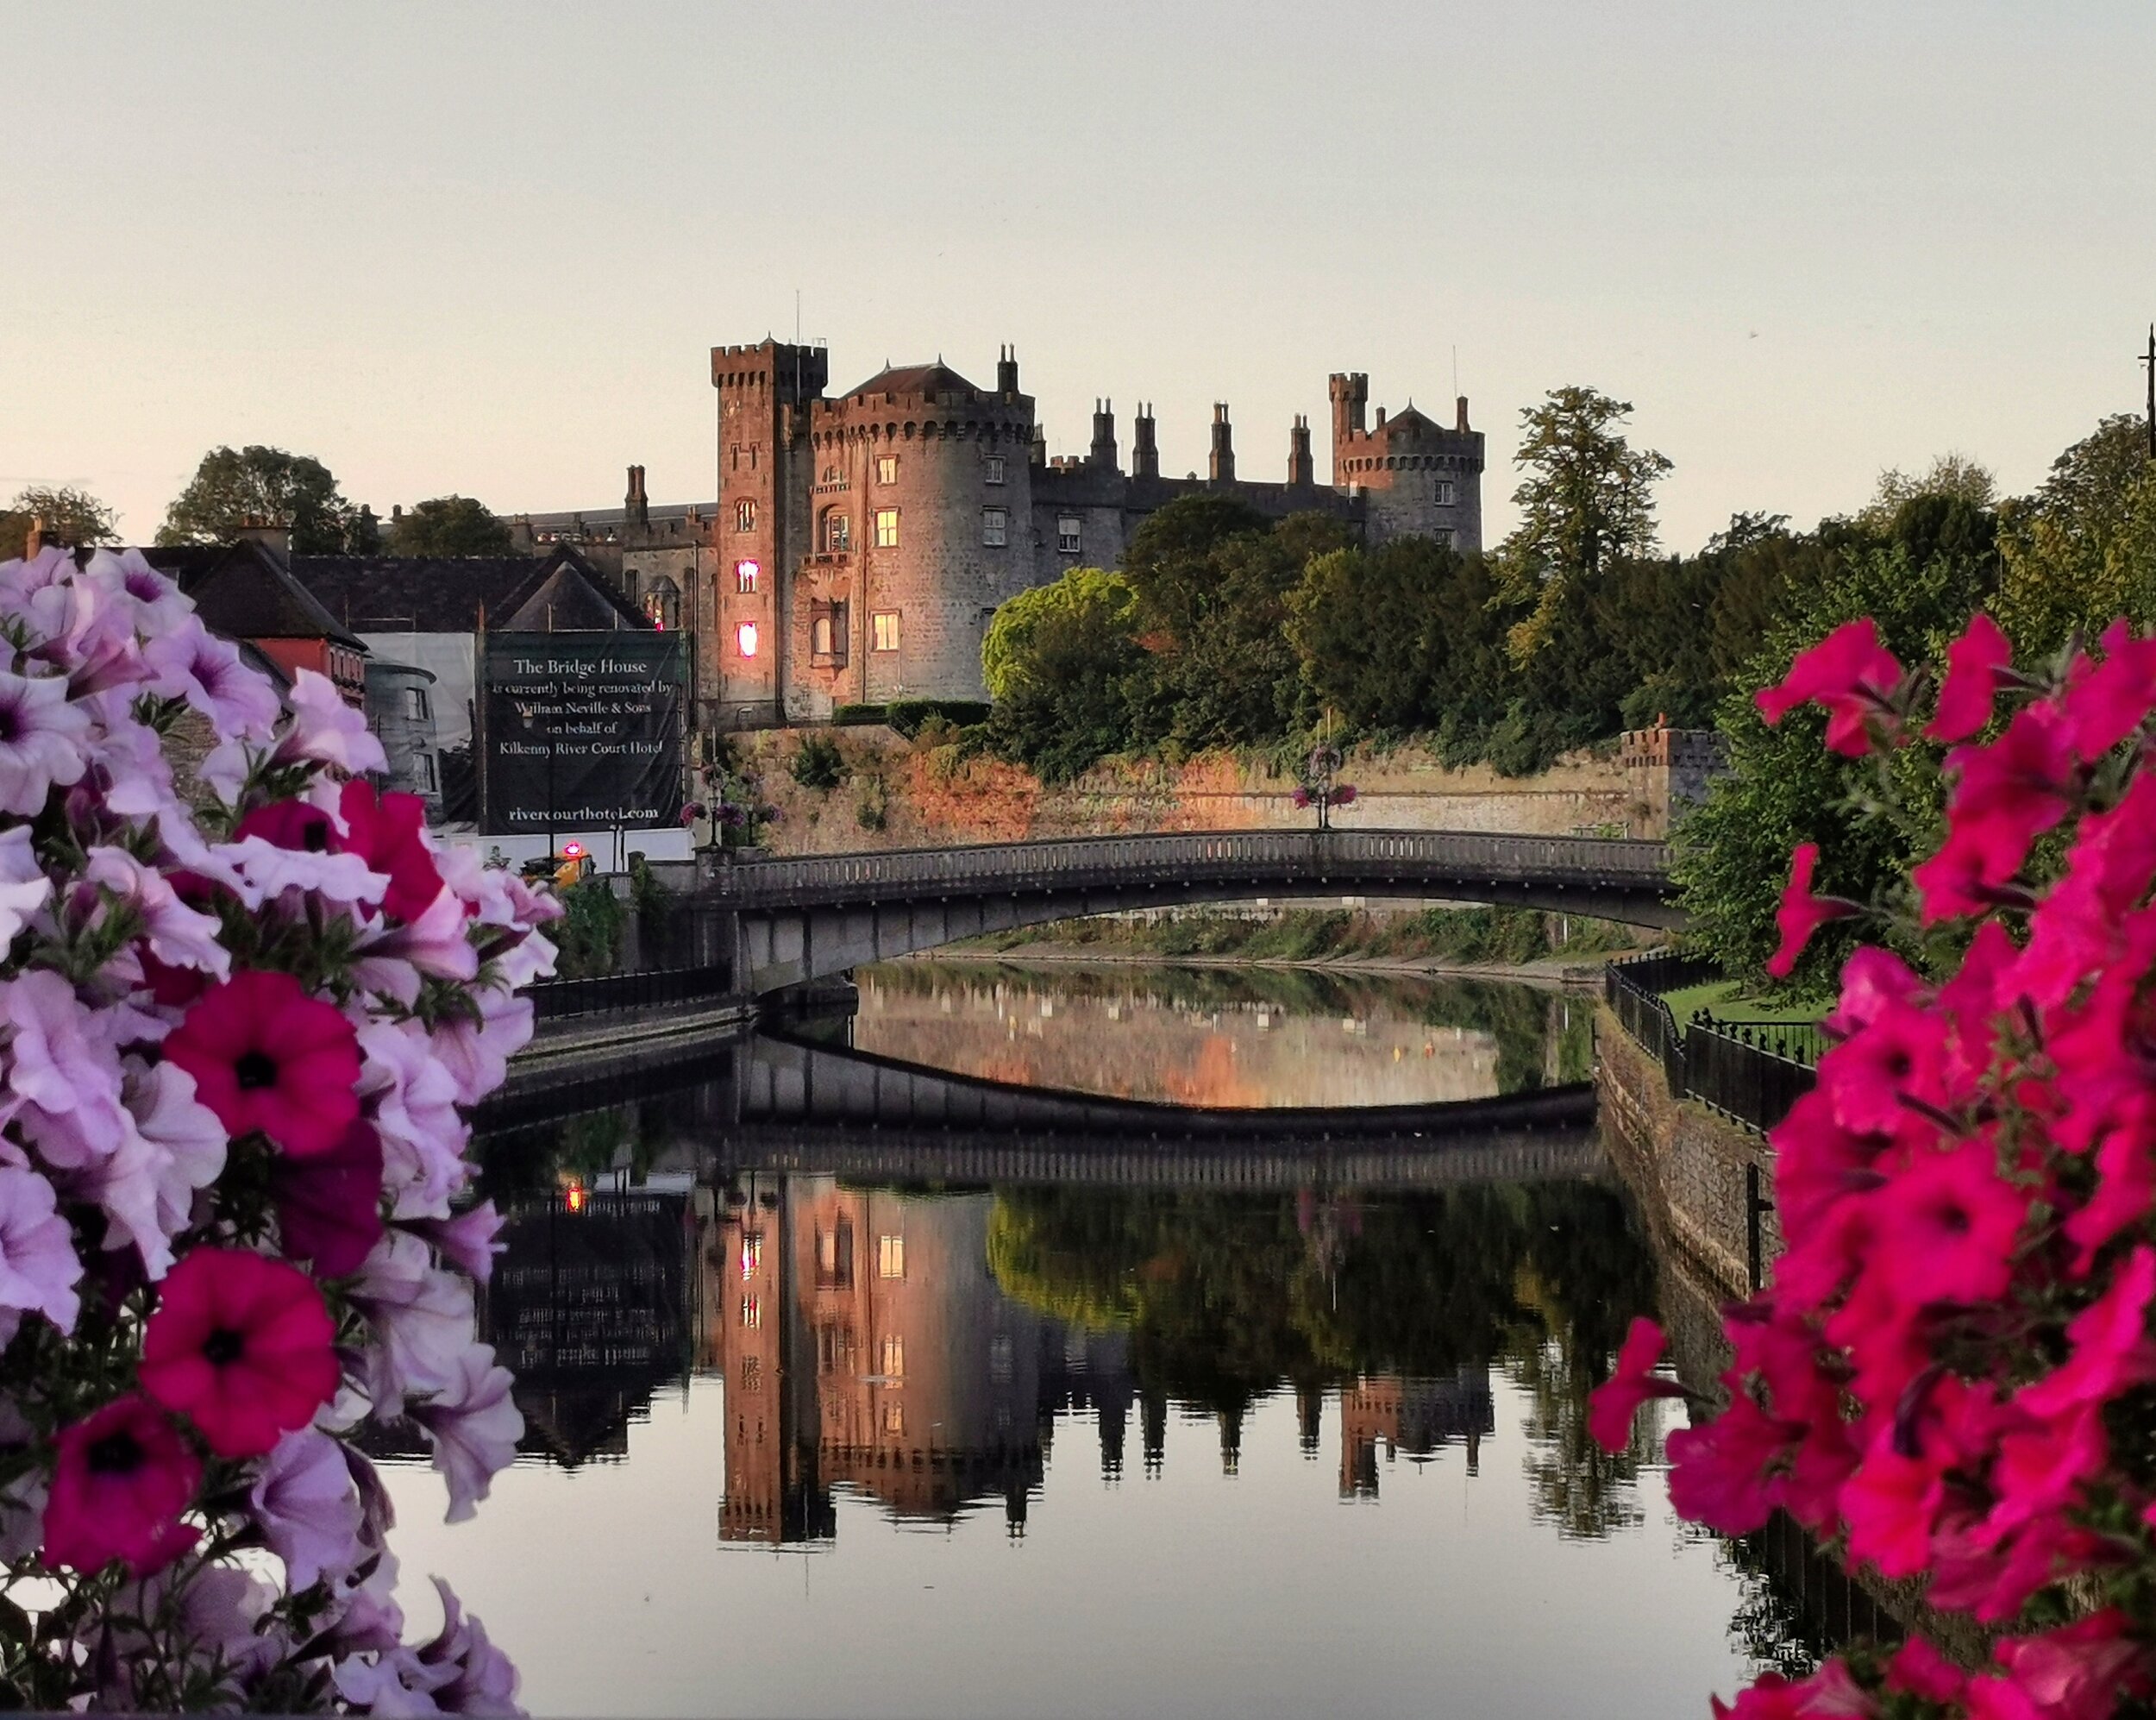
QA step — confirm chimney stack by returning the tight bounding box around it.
[997,343,1019,395]
[1209,403,1236,484]
[1090,399,1119,470]
[235,518,293,565]
[1132,404,1159,479]
[1456,394,1471,433]
[1287,415,1313,486]
[1029,423,1047,470]
[625,463,649,529]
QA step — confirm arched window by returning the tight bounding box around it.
[821,506,851,553]
[736,621,759,658]
[642,576,680,631]
[735,499,757,532]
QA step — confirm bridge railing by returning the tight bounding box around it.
[1603,952,1818,1134]
[703,828,1672,904]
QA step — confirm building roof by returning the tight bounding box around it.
[288,545,645,634]
[1372,404,1443,439]
[142,541,368,650]
[841,361,984,401]
[511,501,713,532]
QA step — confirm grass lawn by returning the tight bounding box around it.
[1658,978,1824,1026]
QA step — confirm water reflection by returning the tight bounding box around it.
[398,968,1844,1717]
[849,960,1595,1104]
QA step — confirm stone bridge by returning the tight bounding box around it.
[699,829,1677,996]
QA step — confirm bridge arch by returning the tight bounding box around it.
[700,829,1677,997]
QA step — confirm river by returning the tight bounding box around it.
[380,959,1846,1718]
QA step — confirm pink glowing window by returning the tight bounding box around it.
[736,622,759,657]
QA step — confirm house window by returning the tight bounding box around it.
[736,621,759,657]
[880,1334,905,1378]
[878,1234,905,1279]
[882,1400,905,1435]
[811,600,848,666]
[876,455,898,485]
[874,508,899,548]
[871,611,900,653]
[735,499,757,531]
[740,1296,761,1331]
[740,1233,762,1277]
[816,1221,853,1289]
[734,558,760,593]
[983,455,1006,485]
[1057,514,1081,554]
[404,686,430,722]
[822,507,851,553]
[1435,479,1456,506]
[981,506,1007,547]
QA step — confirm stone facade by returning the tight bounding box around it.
[516,341,1486,732]
[1617,726,1727,834]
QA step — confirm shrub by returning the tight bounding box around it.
[885,697,991,737]
[831,703,887,726]
[790,731,847,792]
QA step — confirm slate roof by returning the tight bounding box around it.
[289,546,645,634]
[142,542,367,650]
[842,361,984,401]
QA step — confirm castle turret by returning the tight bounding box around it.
[1329,371,1369,472]
[1287,415,1313,486]
[1132,404,1159,479]
[1090,399,1119,470]
[998,343,1019,396]
[1209,403,1235,484]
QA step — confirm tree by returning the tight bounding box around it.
[157,446,366,554]
[981,568,1146,782]
[386,494,513,558]
[1495,386,1672,661]
[1853,451,1996,532]
[0,486,119,559]
[1995,414,2156,656]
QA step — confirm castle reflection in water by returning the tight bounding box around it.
[479,1177,1495,1547]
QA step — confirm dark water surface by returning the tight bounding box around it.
[382,962,1808,1718]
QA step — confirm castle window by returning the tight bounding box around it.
[880,1334,905,1378]
[1442,529,1458,550]
[874,508,900,549]
[1057,515,1081,555]
[983,454,1006,486]
[1436,479,1456,506]
[811,600,848,666]
[735,499,757,531]
[876,455,898,485]
[405,687,430,722]
[981,507,1007,547]
[642,576,680,631]
[417,753,437,793]
[882,1400,905,1435]
[821,506,851,553]
[872,611,900,653]
[736,621,759,658]
[878,1234,906,1279]
[734,559,760,594]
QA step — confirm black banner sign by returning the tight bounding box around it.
[480,632,685,833]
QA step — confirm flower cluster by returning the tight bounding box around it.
[1596,612,2156,1719]
[0,548,558,1712]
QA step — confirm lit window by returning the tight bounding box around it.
[981,507,1007,547]
[876,455,898,485]
[735,559,759,593]
[871,611,900,653]
[880,1334,905,1378]
[1436,479,1456,506]
[823,507,851,553]
[735,499,757,531]
[736,621,759,657]
[882,1400,905,1434]
[874,508,899,549]
[1057,514,1081,554]
[740,1296,761,1330]
[740,1233,762,1279]
[983,455,1006,486]
[878,1234,905,1278]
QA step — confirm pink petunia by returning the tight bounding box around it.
[1766,843,1853,978]
[1937,700,2077,892]
[1756,618,1906,756]
[1665,1394,1794,1535]
[2063,619,2156,759]
[1586,1316,1681,1452]
[140,1246,342,1458]
[1869,1139,2028,1307]
[1927,612,2014,743]
[162,970,361,1158]
[2017,1245,2156,1418]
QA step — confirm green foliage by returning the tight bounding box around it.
[882,697,991,737]
[0,486,119,558]
[789,732,847,793]
[1495,386,1673,661]
[982,566,1147,782]
[158,445,368,554]
[386,493,513,557]
[831,703,887,726]
[1673,500,2001,987]
[551,878,625,978]
[1996,414,2156,655]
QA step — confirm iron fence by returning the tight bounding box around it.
[1603,953,1818,1134]
[527,962,735,1022]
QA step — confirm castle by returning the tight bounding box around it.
[513,340,1485,731]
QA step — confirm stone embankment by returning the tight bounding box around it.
[730,730,1697,857]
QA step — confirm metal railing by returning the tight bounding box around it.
[705,828,1673,907]
[1603,953,1819,1134]
[527,961,735,1022]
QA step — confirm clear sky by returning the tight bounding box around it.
[7,1,2153,552]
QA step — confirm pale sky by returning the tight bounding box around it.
[7,1,2152,553]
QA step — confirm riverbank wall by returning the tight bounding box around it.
[730,731,1683,857]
